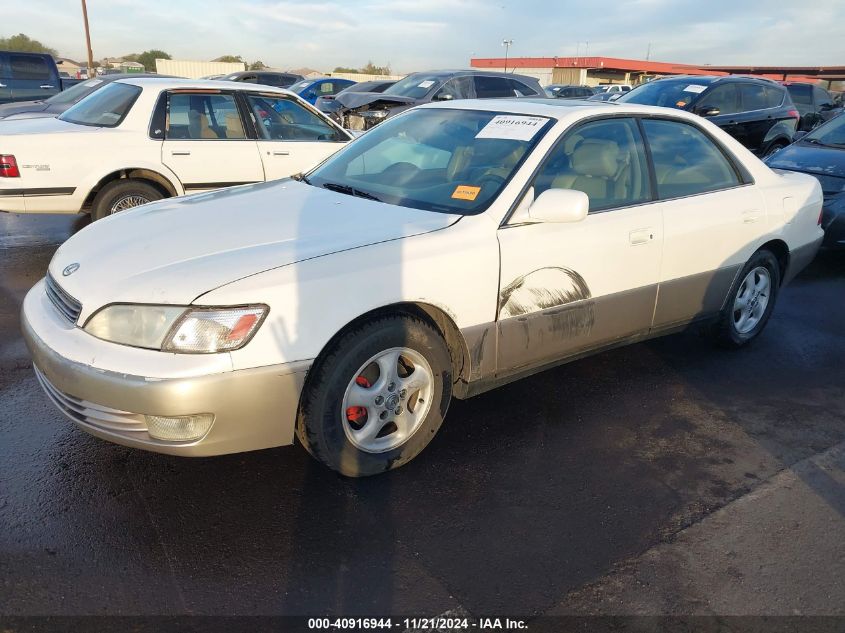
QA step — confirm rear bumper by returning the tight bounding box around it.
[784,235,824,284]
[21,281,310,456]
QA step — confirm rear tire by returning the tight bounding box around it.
[296,315,452,477]
[91,179,163,221]
[712,249,781,348]
[763,141,787,158]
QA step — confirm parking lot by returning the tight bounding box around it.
[2,212,844,621]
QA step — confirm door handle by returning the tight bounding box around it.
[40,85,55,89]
[271,150,290,156]
[170,151,191,156]
[629,228,654,245]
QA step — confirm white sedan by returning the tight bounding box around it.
[22,99,824,476]
[0,78,351,219]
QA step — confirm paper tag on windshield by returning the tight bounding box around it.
[476,115,545,141]
[83,79,103,86]
[452,185,481,201]
[418,80,435,88]
[683,84,706,93]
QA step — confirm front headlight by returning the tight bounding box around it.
[83,304,268,353]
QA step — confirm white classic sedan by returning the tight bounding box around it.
[22,99,824,476]
[0,78,351,219]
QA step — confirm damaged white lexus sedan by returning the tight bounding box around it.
[22,99,824,476]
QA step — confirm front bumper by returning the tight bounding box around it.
[21,280,310,457]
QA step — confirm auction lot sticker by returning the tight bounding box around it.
[452,185,482,201]
[476,115,546,141]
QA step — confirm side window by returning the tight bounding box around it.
[246,94,340,141]
[765,86,785,108]
[532,118,651,212]
[474,76,514,98]
[696,84,739,115]
[257,74,282,87]
[10,55,51,80]
[740,84,769,111]
[813,86,833,108]
[433,76,473,101]
[787,84,812,106]
[166,93,247,140]
[642,119,741,199]
[240,75,258,84]
[509,79,538,96]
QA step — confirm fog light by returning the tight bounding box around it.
[145,414,214,441]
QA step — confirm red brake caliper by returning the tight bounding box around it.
[346,376,371,424]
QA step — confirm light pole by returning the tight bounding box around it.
[81,0,95,77]
[502,39,513,72]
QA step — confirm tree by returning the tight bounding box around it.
[136,49,171,72]
[248,60,266,70]
[215,55,244,63]
[0,33,58,57]
[333,66,358,74]
[361,60,391,75]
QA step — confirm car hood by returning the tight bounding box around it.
[334,91,419,110]
[49,179,460,315]
[766,142,845,195]
[0,100,49,119]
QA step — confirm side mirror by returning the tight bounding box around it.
[432,92,454,102]
[697,106,720,117]
[792,130,808,142]
[528,189,589,223]
[820,102,833,111]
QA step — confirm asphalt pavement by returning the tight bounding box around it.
[1,212,844,625]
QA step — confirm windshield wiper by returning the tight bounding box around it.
[803,137,832,148]
[320,182,382,202]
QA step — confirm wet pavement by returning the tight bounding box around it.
[1,211,844,620]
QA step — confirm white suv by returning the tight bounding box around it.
[0,78,351,219]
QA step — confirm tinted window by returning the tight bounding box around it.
[619,78,715,109]
[697,84,739,115]
[786,84,812,106]
[10,55,51,80]
[474,76,515,98]
[433,76,473,100]
[765,86,785,108]
[308,108,552,215]
[532,118,651,211]
[166,93,246,140]
[509,79,538,96]
[642,119,740,199]
[383,75,441,99]
[60,82,141,127]
[813,86,833,108]
[740,84,771,111]
[246,94,340,141]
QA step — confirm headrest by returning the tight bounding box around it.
[571,140,619,178]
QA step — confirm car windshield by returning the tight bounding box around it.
[619,78,715,108]
[59,82,142,127]
[290,80,314,92]
[306,108,552,215]
[804,115,845,147]
[383,75,441,99]
[45,79,106,105]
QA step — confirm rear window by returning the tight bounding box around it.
[9,54,51,80]
[786,84,812,106]
[59,82,142,127]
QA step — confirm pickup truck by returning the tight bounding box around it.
[0,51,82,104]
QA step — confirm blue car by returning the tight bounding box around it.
[289,78,356,105]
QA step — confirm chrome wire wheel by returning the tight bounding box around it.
[109,194,151,214]
[341,347,434,454]
[733,266,771,334]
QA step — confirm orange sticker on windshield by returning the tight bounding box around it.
[451,185,481,201]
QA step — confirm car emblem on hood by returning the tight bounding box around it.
[62,263,80,277]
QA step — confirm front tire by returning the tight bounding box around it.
[713,249,781,348]
[91,179,163,221]
[296,315,452,477]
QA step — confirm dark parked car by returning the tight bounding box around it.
[765,115,845,249]
[315,79,396,117]
[333,69,544,131]
[545,84,595,99]
[586,91,621,102]
[0,73,171,120]
[0,51,82,104]
[782,82,842,131]
[218,71,304,89]
[619,75,799,157]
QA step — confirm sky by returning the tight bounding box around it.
[8,0,845,73]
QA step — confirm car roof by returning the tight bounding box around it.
[407,69,538,81]
[421,97,699,121]
[114,77,293,93]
